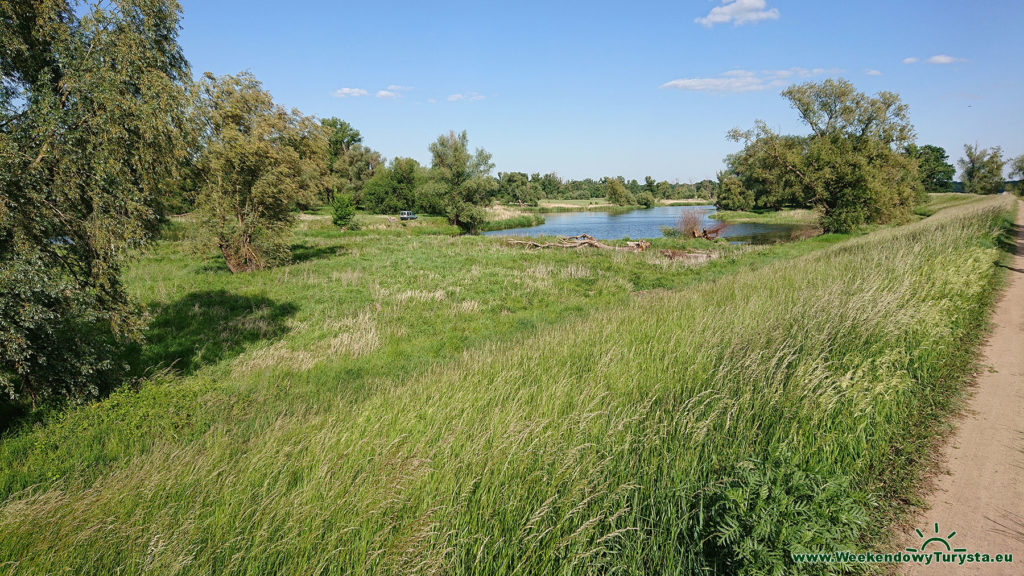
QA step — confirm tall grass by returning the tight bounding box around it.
[0,196,1013,574]
[478,214,545,232]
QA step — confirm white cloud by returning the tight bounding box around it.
[333,88,367,98]
[661,67,838,93]
[865,69,882,76]
[376,90,398,99]
[447,92,485,102]
[926,54,966,64]
[386,84,413,92]
[903,54,966,65]
[695,0,780,28]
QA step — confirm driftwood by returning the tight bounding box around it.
[508,233,651,252]
[693,222,728,240]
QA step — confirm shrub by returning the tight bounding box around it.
[638,191,657,208]
[332,194,357,229]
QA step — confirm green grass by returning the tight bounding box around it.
[913,192,987,217]
[711,207,821,226]
[0,196,1015,574]
[478,213,545,232]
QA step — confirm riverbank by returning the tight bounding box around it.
[0,197,1013,574]
[711,207,820,226]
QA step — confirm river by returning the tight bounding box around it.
[483,205,810,243]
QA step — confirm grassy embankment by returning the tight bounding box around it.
[913,192,986,217]
[711,207,821,226]
[479,205,546,232]
[0,195,1014,574]
[712,193,989,226]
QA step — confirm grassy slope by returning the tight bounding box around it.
[913,192,987,217]
[711,207,821,226]
[0,196,1014,574]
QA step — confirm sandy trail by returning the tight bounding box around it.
[901,200,1024,575]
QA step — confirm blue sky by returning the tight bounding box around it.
[178,0,1024,182]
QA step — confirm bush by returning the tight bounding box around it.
[605,178,635,206]
[332,194,357,229]
[638,191,657,208]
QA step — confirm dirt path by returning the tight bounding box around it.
[902,200,1024,574]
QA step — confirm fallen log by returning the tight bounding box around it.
[508,233,651,252]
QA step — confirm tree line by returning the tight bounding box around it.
[716,78,1023,232]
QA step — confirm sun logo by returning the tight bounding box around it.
[906,523,967,553]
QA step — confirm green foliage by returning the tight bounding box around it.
[331,194,357,229]
[333,144,383,205]
[604,178,635,205]
[637,191,657,208]
[1010,155,1024,196]
[195,72,329,273]
[958,143,1006,195]
[530,172,564,198]
[0,0,193,403]
[363,157,420,214]
[698,456,868,575]
[1011,154,1024,181]
[321,118,362,166]
[498,171,541,206]
[724,129,808,209]
[716,173,755,211]
[427,130,498,233]
[725,79,920,232]
[907,144,955,193]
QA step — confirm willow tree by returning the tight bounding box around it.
[958,144,1006,195]
[0,0,194,403]
[196,72,329,273]
[723,79,921,232]
[425,130,497,234]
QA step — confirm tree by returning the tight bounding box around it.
[322,118,362,163]
[1010,154,1024,196]
[334,144,383,206]
[0,0,194,403]
[605,178,635,205]
[637,191,657,208]
[724,125,808,210]
[716,174,754,211]
[724,79,920,232]
[906,144,955,193]
[363,157,420,214]
[656,181,673,199]
[958,144,1006,195]
[321,117,362,202]
[331,194,356,229]
[531,172,563,198]
[196,72,328,273]
[499,172,539,206]
[427,130,497,234]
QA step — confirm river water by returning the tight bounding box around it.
[483,205,809,243]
